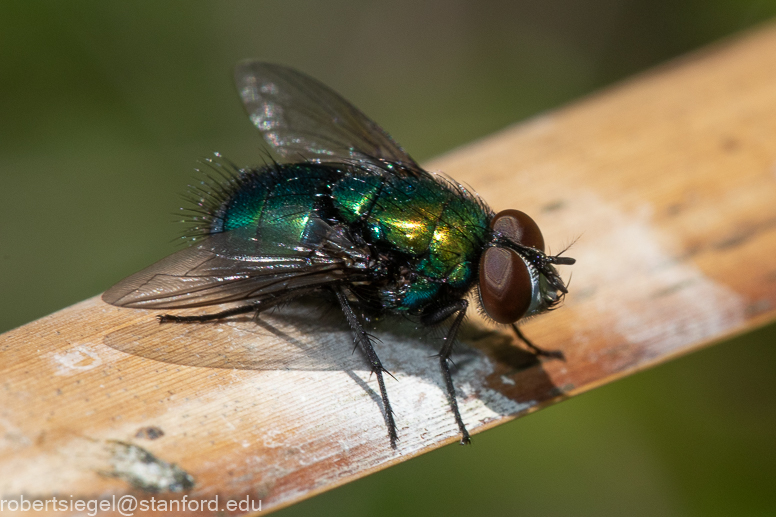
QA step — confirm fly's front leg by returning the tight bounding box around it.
[510,324,565,361]
[422,299,471,445]
[333,287,398,448]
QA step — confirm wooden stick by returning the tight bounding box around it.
[3,23,776,516]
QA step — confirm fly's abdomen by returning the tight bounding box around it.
[216,164,339,242]
[330,173,383,223]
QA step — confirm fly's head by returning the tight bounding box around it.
[478,209,575,325]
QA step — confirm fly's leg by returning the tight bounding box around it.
[157,292,298,324]
[422,299,471,445]
[510,324,565,361]
[333,287,398,448]
[157,304,258,323]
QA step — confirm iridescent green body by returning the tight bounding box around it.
[214,163,492,313]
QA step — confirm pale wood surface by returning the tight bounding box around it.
[3,23,776,516]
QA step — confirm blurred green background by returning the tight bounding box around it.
[2,1,776,515]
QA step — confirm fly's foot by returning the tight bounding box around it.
[511,324,566,361]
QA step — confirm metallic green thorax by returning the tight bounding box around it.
[216,163,492,312]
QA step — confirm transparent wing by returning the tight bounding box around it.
[234,61,419,168]
[102,298,456,371]
[102,220,369,309]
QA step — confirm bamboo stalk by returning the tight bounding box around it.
[3,23,776,517]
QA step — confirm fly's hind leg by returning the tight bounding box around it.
[332,287,398,449]
[157,292,298,324]
[510,324,565,361]
[421,299,471,445]
[157,304,258,323]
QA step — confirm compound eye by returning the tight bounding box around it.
[491,209,545,252]
[479,247,532,324]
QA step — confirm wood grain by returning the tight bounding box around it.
[3,23,776,516]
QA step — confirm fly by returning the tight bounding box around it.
[103,61,576,448]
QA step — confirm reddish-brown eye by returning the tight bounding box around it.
[490,209,545,252]
[479,247,533,324]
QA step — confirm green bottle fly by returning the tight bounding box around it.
[103,62,575,447]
